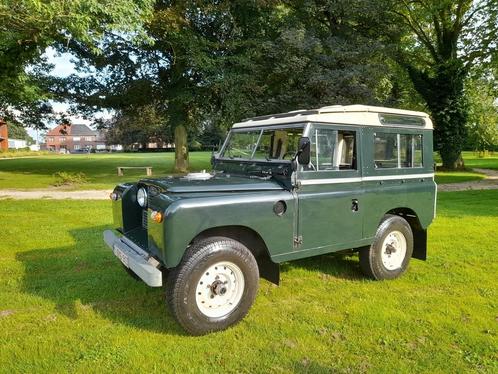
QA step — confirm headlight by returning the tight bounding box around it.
[137,187,147,208]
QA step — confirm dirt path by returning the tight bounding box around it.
[0,189,112,200]
[437,168,498,192]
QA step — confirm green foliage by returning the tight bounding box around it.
[52,171,88,186]
[4,121,34,143]
[0,0,154,126]
[392,0,498,169]
[103,104,170,150]
[465,77,498,152]
[0,192,497,372]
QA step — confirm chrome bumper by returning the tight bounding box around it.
[103,230,162,287]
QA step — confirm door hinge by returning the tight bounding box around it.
[293,235,303,248]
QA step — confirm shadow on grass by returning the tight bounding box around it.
[16,225,363,335]
[282,251,364,281]
[16,225,186,336]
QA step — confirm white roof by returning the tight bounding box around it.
[233,105,433,130]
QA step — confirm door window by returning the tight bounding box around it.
[308,128,356,171]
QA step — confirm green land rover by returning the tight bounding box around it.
[104,105,436,335]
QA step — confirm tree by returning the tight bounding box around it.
[465,76,498,154]
[0,0,153,127]
[103,103,170,150]
[5,121,34,143]
[392,0,498,169]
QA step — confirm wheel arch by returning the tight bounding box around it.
[384,207,427,261]
[190,225,280,285]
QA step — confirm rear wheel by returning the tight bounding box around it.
[359,215,413,280]
[166,237,259,335]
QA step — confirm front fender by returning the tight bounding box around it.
[162,191,295,268]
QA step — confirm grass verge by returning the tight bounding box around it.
[0,191,496,372]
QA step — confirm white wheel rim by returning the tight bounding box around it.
[380,230,407,270]
[195,261,245,318]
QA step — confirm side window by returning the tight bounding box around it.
[375,133,423,169]
[309,128,356,171]
[374,133,398,168]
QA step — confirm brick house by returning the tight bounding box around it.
[0,120,7,151]
[45,124,106,152]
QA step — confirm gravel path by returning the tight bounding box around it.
[0,168,496,199]
[0,189,112,200]
[437,168,498,192]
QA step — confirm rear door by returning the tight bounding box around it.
[295,124,364,253]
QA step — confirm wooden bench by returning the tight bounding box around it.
[117,166,153,176]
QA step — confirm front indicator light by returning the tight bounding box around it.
[110,192,119,201]
[151,211,164,223]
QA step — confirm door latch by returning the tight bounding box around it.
[351,199,359,212]
[293,236,303,248]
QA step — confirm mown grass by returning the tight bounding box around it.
[0,192,496,373]
[0,152,212,190]
[434,170,485,184]
[0,150,55,159]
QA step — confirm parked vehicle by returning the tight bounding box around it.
[104,105,436,335]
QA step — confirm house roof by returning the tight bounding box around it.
[46,124,97,136]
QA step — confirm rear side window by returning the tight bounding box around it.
[374,133,423,169]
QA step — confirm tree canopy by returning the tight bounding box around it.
[0,0,153,126]
[1,0,497,169]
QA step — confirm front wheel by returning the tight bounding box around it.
[359,214,413,280]
[166,237,259,335]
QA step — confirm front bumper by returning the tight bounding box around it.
[103,230,163,287]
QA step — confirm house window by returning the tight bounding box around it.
[60,137,66,143]
[73,144,80,150]
[308,128,356,171]
[47,137,54,142]
[73,136,80,142]
[374,133,423,168]
[85,136,93,141]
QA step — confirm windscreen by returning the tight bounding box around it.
[222,126,304,161]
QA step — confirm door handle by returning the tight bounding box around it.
[351,199,359,212]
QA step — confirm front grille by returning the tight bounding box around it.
[142,209,148,229]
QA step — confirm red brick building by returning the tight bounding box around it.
[0,120,7,151]
[45,124,106,152]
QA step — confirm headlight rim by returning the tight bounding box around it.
[137,187,148,208]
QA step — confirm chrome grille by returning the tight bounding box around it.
[142,209,148,229]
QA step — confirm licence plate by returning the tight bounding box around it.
[113,245,129,267]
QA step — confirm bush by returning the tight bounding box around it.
[53,172,88,186]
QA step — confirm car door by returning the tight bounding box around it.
[295,124,364,253]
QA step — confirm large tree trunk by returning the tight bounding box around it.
[405,60,468,170]
[174,125,189,173]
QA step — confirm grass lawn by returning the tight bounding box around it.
[0,191,496,372]
[434,170,485,184]
[0,150,497,190]
[0,152,212,190]
[461,151,498,170]
[434,151,498,184]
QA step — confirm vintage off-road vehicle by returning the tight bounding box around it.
[104,105,436,335]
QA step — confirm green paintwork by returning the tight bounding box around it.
[110,121,436,270]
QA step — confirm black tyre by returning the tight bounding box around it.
[359,214,413,280]
[166,237,259,335]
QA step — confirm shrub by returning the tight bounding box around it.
[53,171,88,186]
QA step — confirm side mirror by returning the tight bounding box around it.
[297,137,311,165]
